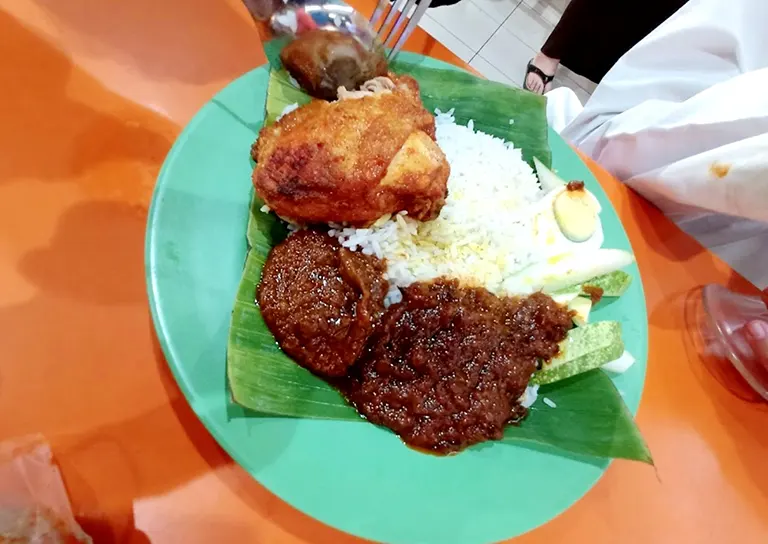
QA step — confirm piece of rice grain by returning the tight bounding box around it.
[519,385,539,408]
[542,397,557,408]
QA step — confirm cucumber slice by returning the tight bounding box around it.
[503,249,635,294]
[554,270,633,298]
[581,270,633,297]
[602,350,636,374]
[531,321,624,385]
[534,156,565,192]
[568,296,592,326]
[551,289,580,305]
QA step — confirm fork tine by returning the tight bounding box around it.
[370,0,391,30]
[382,0,419,48]
[378,0,406,39]
[387,0,432,59]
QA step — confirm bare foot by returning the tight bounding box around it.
[524,52,560,94]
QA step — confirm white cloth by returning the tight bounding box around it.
[545,87,585,134]
[548,0,768,288]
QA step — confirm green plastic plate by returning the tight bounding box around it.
[146,53,648,544]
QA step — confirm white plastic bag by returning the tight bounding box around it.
[544,86,584,134]
[552,0,768,287]
[0,435,91,543]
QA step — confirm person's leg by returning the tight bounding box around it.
[525,0,689,92]
[524,52,559,94]
[525,0,594,94]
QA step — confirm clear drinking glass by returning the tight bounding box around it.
[695,284,768,401]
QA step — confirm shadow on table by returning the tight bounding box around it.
[0,11,371,543]
[645,275,768,522]
[27,0,261,86]
[0,10,176,192]
[622,191,707,266]
[611,179,768,519]
[0,12,215,542]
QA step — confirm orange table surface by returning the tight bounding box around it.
[1,0,767,542]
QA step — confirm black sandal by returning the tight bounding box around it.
[523,59,554,94]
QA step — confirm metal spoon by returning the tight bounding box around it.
[243,0,431,60]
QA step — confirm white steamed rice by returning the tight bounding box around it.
[329,109,545,305]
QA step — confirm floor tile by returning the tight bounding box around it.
[470,0,522,25]
[477,26,535,86]
[504,2,554,51]
[418,15,475,62]
[428,1,499,51]
[533,0,570,12]
[559,65,597,93]
[549,0,571,12]
[522,0,565,25]
[469,55,518,86]
[522,0,569,14]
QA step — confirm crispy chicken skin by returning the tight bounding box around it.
[252,75,450,226]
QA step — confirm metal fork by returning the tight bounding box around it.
[369,0,434,59]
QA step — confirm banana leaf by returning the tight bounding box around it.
[228,198,651,463]
[226,52,650,463]
[502,370,650,462]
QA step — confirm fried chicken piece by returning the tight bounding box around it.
[252,75,450,227]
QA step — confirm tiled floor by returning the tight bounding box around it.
[418,0,596,102]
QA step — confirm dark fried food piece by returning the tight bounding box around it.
[252,75,450,226]
[341,280,573,453]
[280,29,389,101]
[582,284,604,304]
[257,230,388,377]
